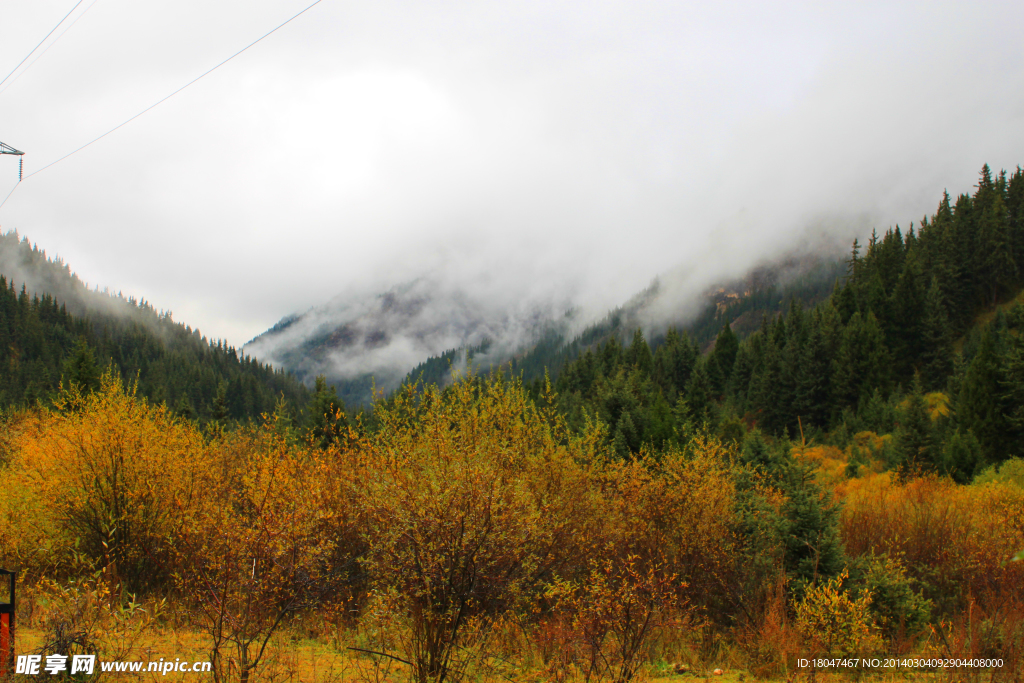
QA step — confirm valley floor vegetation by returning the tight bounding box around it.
[0,366,1021,683]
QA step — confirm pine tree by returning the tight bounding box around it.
[652,327,697,395]
[740,429,787,474]
[941,429,983,483]
[616,409,639,456]
[793,316,833,430]
[306,374,348,448]
[728,343,755,408]
[892,374,934,473]
[858,388,895,434]
[1000,332,1024,443]
[889,252,926,382]
[847,238,862,280]
[978,193,1017,305]
[834,282,858,325]
[741,431,844,594]
[625,328,653,376]
[175,392,197,420]
[685,360,714,426]
[747,330,784,434]
[781,461,845,594]
[599,336,624,376]
[919,276,954,391]
[1007,167,1024,275]
[212,381,230,422]
[711,321,739,383]
[958,325,1009,462]
[63,340,101,394]
[831,312,891,411]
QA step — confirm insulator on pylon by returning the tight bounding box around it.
[18,158,22,181]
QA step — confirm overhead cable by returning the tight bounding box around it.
[0,0,102,98]
[0,0,86,91]
[22,0,325,181]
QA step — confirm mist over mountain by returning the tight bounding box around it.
[244,231,849,405]
[3,2,1021,347]
[243,272,578,403]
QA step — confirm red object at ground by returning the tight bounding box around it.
[0,569,14,677]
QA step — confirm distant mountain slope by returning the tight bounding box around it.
[244,275,574,406]
[0,231,308,419]
[404,253,845,391]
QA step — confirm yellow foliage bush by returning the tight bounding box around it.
[0,373,209,589]
[795,570,876,658]
[837,471,1024,613]
[598,438,739,609]
[351,375,604,682]
[173,421,340,683]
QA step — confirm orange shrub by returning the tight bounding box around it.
[597,437,739,613]
[0,373,209,589]
[351,374,604,682]
[837,472,1024,614]
[174,421,340,683]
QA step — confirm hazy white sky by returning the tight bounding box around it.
[1,0,1022,345]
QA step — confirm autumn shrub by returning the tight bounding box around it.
[837,472,1024,616]
[31,573,162,674]
[927,596,1024,683]
[173,422,340,683]
[794,569,876,659]
[736,572,802,679]
[353,374,602,683]
[592,437,739,623]
[542,555,685,683]
[975,457,1024,488]
[0,373,209,591]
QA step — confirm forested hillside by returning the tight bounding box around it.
[403,256,844,393]
[0,232,308,420]
[547,165,1024,474]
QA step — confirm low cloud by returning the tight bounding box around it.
[0,1,1020,350]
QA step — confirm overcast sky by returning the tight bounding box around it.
[1,0,1022,346]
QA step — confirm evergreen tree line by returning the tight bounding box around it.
[0,235,309,422]
[543,165,1024,477]
[397,258,842,411]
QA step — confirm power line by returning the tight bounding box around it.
[0,0,101,99]
[0,0,325,211]
[0,180,18,209]
[0,0,323,210]
[0,0,86,91]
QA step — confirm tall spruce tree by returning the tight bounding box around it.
[652,327,698,396]
[63,340,101,394]
[625,328,654,376]
[978,193,1017,305]
[1000,332,1024,444]
[685,359,714,426]
[958,325,1010,462]
[831,311,891,412]
[892,374,935,473]
[890,252,927,382]
[919,276,954,391]
[711,322,739,383]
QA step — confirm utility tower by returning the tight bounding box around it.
[0,141,24,180]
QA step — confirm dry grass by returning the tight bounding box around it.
[6,625,980,683]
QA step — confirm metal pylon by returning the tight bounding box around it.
[1,141,24,181]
